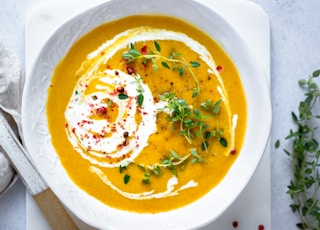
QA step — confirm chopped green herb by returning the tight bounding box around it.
[118,93,129,100]
[161,61,170,69]
[142,173,151,184]
[154,41,161,52]
[190,61,200,68]
[137,94,144,106]
[201,141,209,151]
[124,174,130,184]
[219,138,228,147]
[119,165,127,173]
[137,164,146,172]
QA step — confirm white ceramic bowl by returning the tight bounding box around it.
[22,0,272,229]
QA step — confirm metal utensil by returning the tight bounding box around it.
[0,110,78,230]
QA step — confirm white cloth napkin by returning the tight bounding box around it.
[0,39,23,194]
[0,40,24,126]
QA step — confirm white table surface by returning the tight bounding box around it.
[1,0,320,229]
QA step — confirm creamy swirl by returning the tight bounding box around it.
[65,68,159,167]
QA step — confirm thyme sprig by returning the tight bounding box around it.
[134,75,144,106]
[122,42,201,98]
[158,92,227,150]
[201,99,228,147]
[158,92,209,146]
[283,70,320,229]
[138,148,203,183]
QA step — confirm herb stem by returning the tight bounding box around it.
[157,154,190,167]
[122,42,201,97]
[140,54,200,97]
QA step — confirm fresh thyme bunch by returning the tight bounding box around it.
[282,70,320,229]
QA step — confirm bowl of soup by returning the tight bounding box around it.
[21,0,271,229]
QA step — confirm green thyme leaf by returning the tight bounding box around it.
[190,61,200,68]
[118,93,129,100]
[313,69,320,77]
[137,164,146,172]
[119,165,127,173]
[219,137,227,147]
[124,174,130,184]
[154,41,161,52]
[128,48,140,57]
[161,61,170,69]
[142,173,151,184]
[137,94,144,106]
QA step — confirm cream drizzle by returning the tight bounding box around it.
[90,166,198,200]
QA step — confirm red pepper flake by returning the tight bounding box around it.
[100,51,105,56]
[117,86,125,93]
[230,148,237,155]
[72,128,76,133]
[258,225,264,230]
[109,89,117,96]
[100,130,106,137]
[141,44,148,55]
[65,123,69,128]
[126,66,135,75]
[216,65,224,73]
[123,140,129,146]
[111,125,117,132]
[115,70,119,76]
[96,106,107,115]
[232,221,238,228]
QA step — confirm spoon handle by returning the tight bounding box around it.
[33,188,79,230]
[0,110,78,230]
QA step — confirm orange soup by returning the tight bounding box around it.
[46,15,247,213]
